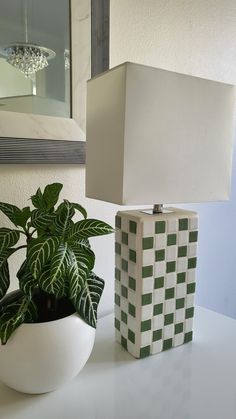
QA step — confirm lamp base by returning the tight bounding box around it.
[114,207,198,358]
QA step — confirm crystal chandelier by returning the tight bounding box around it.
[1,43,56,78]
[0,1,56,79]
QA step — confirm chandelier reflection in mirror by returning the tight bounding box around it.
[1,43,56,78]
[0,0,56,79]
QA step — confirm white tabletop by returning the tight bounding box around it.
[0,306,236,419]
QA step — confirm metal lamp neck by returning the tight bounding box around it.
[153,204,163,214]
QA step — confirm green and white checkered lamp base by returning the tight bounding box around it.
[114,208,198,358]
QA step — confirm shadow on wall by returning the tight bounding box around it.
[181,136,236,319]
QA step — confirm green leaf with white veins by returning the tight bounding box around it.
[0,307,24,345]
[30,183,62,211]
[31,188,45,210]
[77,238,91,249]
[0,260,10,300]
[0,296,37,345]
[0,202,21,226]
[31,209,56,230]
[0,248,18,300]
[38,264,68,298]
[43,183,63,211]
[55,200,75,237]
[75,272,104,328]
[0,228,20,253]
[0,248,13,269]
[27,236,60,280]
[19,207,31,228]
[70,243,95,272]
[68,219,114,242]
[40,243,70,297]
[0,203,30,228]
[67,246,91,304]
[17,261,37,298]
[0,248,17,299]
[72,203,87,219]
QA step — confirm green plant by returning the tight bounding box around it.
[0,183,113,344]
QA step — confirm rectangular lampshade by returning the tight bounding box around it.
[86,62,235,205]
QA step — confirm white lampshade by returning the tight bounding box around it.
[86,62,235,205]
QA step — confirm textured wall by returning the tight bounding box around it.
[110,0,236,318]
[110,0,236,84]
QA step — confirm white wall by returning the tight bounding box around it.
[110,0,236,318]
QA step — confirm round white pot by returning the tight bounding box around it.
[0,313,95,394]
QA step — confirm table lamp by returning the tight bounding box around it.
[86,62,235,358]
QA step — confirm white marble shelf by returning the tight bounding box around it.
[0,306,236,419]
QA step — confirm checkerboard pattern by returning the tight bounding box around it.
[114,208,198,358]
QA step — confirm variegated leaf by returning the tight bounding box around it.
[0,248,13,269]
[75,238,91,250]
[24,299,38,323]
[0,290,23,315]
[0,260,10,300]
[31,209,56,230]
[19,271,36,298]
[31,183,63,211]
[0,248,17,299]
[43,183,63,211]
[55,200,75,237]
[38,264,69,298]
[68,219,114,242]
[72,203,87,219]
[0,309,24,345]
[0,228,20,253]
[38,243,70,297]
[0,296,37,345]
[67,247,90,303]
[74,272,104,328]
[72,239,92,259]
[67,265,83,301]
[31,187,44,209]
[19,207,31,228]
[37,264,51,289]
[17,261,37,298]
[0,203,30,229]
[70,243,95,273]
[0,249,8,266]
[27,236,60,279]
[0,202,22,227]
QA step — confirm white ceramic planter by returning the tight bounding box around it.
[0,313,95,394]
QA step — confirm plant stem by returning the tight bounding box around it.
[14,245,27,252]
[21,225,36,243]
[29,229,37,238]
[23,226,31,240]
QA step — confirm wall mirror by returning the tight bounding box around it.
[0,0,109,164]
[0,0,71,119]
